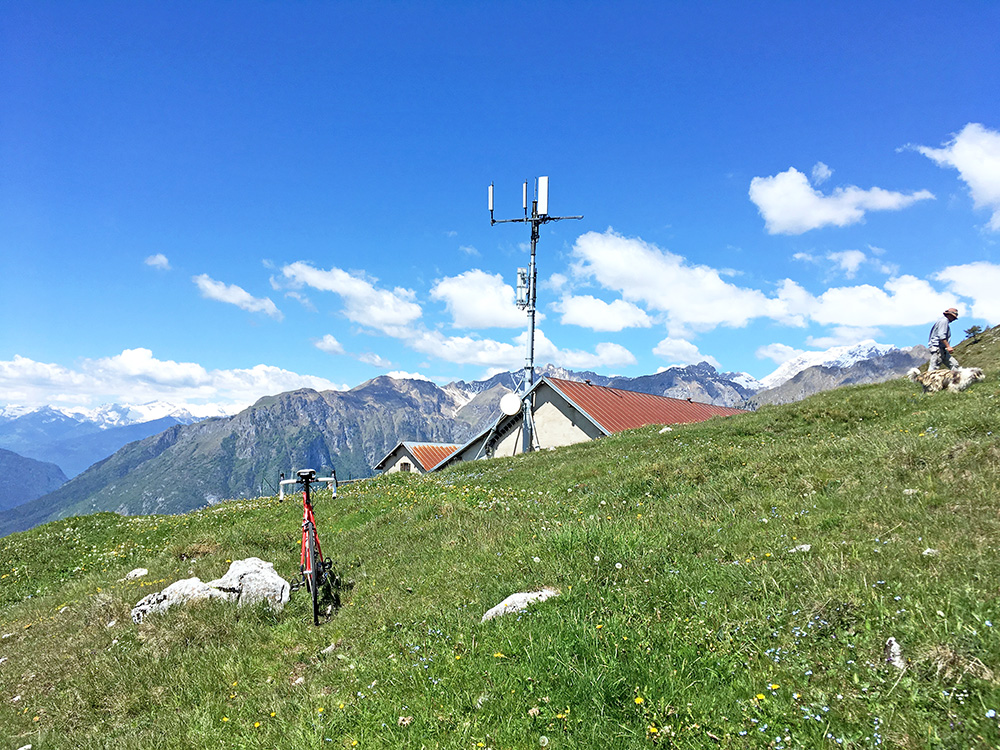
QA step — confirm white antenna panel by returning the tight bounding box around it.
[522,181,528,210]
[488,183,494,212]
[500,392,522,416]
[537,176,549,216]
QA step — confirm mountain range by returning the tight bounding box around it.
[0,341,930,535]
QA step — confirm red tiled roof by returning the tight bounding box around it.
[408,442,461,471]
[545,377,746,434]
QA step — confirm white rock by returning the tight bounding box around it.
[206,557,290,611]
[131,577,231,623]
[124,568,148,581]
[131,558,290,624]
[16,744,32,750]
[481,588,559,622]
[922,548,940,556]
[884,637,906,670]
[790,544,812,553]
[659,426,673,433]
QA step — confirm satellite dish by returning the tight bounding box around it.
[500,393,522,416]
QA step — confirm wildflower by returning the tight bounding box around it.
[770,683,779,690]
[648,724,658,734]
[270,712,276,717]
[317,707,324,713]
[987,709,996,718]
[756,694,766,700]
[528,706,540,717]
[539,737,549,747]
[254,721,261,728]
[222,717,229,722]
[634,696,644,704]
[494,652,505,658]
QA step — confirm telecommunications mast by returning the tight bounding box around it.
[488,176,582,453]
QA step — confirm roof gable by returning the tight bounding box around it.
[375,441,462,472]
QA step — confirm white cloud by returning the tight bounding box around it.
[430,269,525,328]
[281,261,422,334]
[385,371,433,381]
[792,252,816,263]
[553,295,652,331]
[805,326,883,348]
[755,343,803,365]
[934,261,1000,324]
[314,334,345,355]
[827,249,867,278]
[0,349,344,410]
[458,245,480,256]
[359,352,393,368]
[914,123,1000,230]
[807,274,955,327]
[145,253,170,270]
[652,337,720,368]
[749,167,934,234]
[811,162,833,185]
[570,230,792,333]
[193,274,283,320]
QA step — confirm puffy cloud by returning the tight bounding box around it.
[808,274,954,327]
[652,337,720,368]
[144,253,170,270]
[914,123,1000,230]
[358,352,393,368]
[430,269,525,328]
[193,274,283,320]
[806,326,884,348]
[811,162,833,185]
[314,334,345,355]
[755,342,803,365]
[749,167,934,234]
[0,349,344,410]
[570,230,785,333]
[405,328,635,372]
[934,261,1000,323]
[827,249,867,278]
[542,340,637,370]
[281,261,422,333]
[385,371,433,381]
[553,295,652,331]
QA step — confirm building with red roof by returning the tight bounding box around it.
[435,376,745,470]
[374,441,461,475]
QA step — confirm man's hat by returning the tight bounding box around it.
[944,307,959,318]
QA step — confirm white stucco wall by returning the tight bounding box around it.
[380,449,420,474]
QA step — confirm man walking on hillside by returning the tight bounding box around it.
[928,307,960,371]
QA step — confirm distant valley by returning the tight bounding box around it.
[0,342,928,535]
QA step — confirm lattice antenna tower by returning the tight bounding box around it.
[488,176,582,453]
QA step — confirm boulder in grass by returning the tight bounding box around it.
[206,557,290,611]
[481,587,559,622]
[131,558,290,624]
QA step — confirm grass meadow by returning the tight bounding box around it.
[2,333,1000,749]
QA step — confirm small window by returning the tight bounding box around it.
[400,461,411,472]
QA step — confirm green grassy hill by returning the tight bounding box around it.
[2,335,999,749]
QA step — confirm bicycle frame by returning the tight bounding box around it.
[299,483,324,577]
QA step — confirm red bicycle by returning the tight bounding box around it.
[281,468,338,625]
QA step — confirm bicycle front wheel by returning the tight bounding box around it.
[305,528,321,626]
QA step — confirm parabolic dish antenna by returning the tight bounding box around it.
[499,393,522,416]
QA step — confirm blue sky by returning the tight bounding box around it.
[2,2,1000,413]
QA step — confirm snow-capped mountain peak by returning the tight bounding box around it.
[759,340,897,389]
